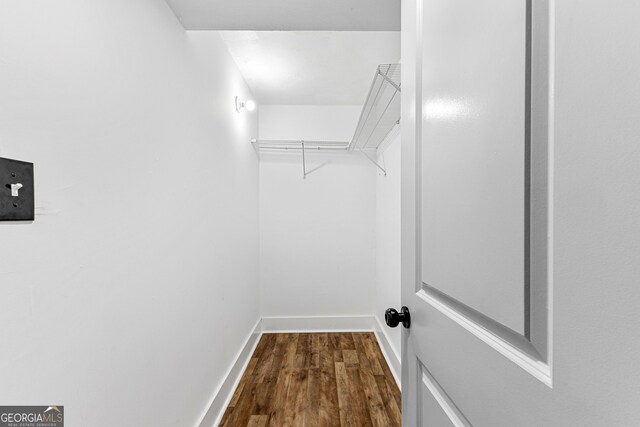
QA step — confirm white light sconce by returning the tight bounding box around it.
[235,96,256,113]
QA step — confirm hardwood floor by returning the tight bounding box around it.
[219,332,401,427]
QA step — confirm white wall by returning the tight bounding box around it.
[0,2,259,426]
[259,105,363,142]
[259,106,377,320]
[375,135,402,359]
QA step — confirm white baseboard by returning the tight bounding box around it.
[196,315,402,426]
[261,315,375,332]
[373,316,402,387]
[197,319,262,427]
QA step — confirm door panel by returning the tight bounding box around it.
[403,0,640,425]
[402,0,557,425]
[421,0,528,334]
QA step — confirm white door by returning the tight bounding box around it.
[399,0,640,425]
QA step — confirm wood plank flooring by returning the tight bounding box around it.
[220,333,401,427]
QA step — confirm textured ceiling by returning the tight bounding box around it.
[165,0,399,31]
[219,31,400,105]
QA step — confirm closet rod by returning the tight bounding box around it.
[251,139,349,147]
[255,146,348,151]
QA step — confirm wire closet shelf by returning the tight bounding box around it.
[250,64,400,177]
[348,63,401,152]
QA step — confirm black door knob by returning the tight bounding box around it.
[385,306,411,329]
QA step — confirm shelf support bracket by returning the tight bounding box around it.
[359,149,387,176]
[301,140,307,179]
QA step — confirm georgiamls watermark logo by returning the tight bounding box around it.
[0,406,64,427]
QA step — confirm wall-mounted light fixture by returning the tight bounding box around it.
[235,96,256,113]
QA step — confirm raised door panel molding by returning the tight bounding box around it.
[418,0,553,384]
[419,363,472,427]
